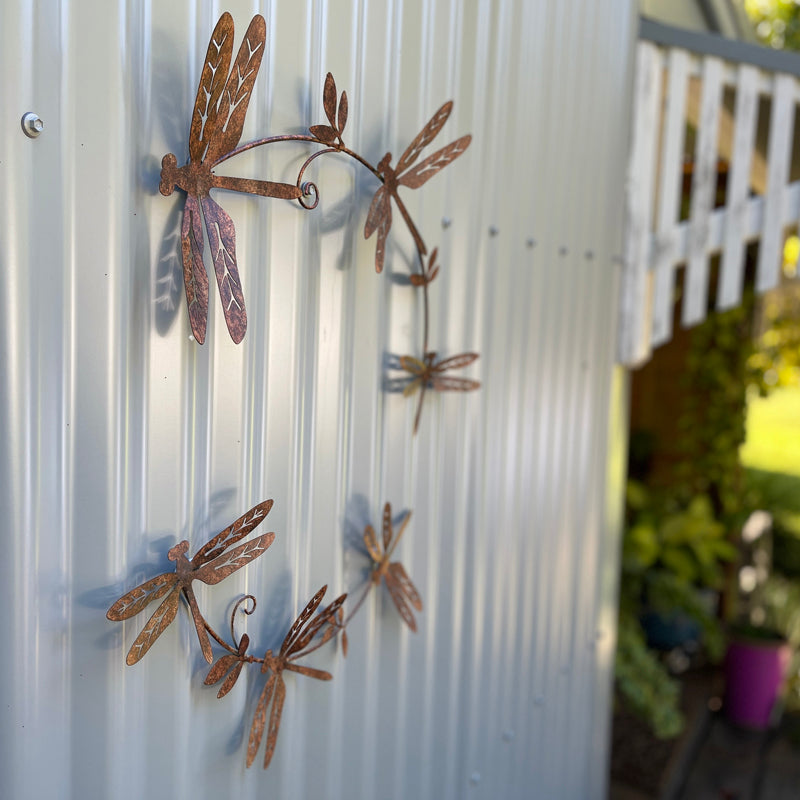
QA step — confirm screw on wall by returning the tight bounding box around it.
[489,225,499,237]
[526,237,536,248]
[469,772,481,786]
[442,216,452,229]
[21,112,44,138]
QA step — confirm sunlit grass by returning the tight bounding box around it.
[740,386,800,478]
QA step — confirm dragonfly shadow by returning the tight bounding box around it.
[92,486,239,652]
[153,197,184,337]
[152,28,189,160]
[382,351,414,395]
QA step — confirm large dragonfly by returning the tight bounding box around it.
[364,503,423,631]
[364,101,471,273]
[244,585,346,769]
[107,500,275,665]
[159,13,301,344]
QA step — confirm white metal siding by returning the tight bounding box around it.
[0,1,635,798]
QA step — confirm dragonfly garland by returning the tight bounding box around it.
[159,12,479,433]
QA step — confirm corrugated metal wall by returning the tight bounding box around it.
[0,1,636,798]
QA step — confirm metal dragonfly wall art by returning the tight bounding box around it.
[160,11,480,434]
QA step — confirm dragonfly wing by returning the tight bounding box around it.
[204,653,239,685]
[384,570,417,631]
[194,531,276,586]
[246,671,276,768]
[363,524,382,563]
[433,352,480,371]
[364,186,388,239]
[190,12,234,163]
[107,572,175,620]
[388,561,423,611]
[399,135,472,189]
[181,195,210,344]
[192,499,274,566]
[125,587,180,665]
[263,674,286,769]
[280,586,327,657]
[205,14,266,163]
[289,593,347,655]
[185,584,213,663]
[396,100,454,173]
[200,195,247,343]
[431,376,482,392]
[285,662,332,681]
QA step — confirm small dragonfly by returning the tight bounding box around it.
[245,585,346,769]
[107,500,275,666]
[396,351,481,433]
[364,101,471,273]
[159,13,301,344]
[364,503,423,631]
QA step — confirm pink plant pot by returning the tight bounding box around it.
[724,637,792,729]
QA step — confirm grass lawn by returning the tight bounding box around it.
[740,386,800,478]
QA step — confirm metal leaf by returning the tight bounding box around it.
[205,653,239,686]
[309,124,338,144]
[322,72,337,129]
[216,661,245,698]
[337,90,348,136]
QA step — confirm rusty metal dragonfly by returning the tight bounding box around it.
[364,101,471,273]
[363,503,422,631]
[159,13,301,344]
[107,500,275,665]
[396,351,481,433]
[242,585,346,769]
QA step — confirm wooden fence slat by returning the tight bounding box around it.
[718,64,760,310]
[651,48,689,347]
[682,55,723,327]
[756,73,796,293]
[617,42,662,366]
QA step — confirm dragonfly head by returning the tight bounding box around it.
[159,153,179,197]
[377,152,392,174]
[167,539,190,562]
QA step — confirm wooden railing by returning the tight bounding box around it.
[618,19,800,366]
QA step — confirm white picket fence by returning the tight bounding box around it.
[618,23,800,367]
